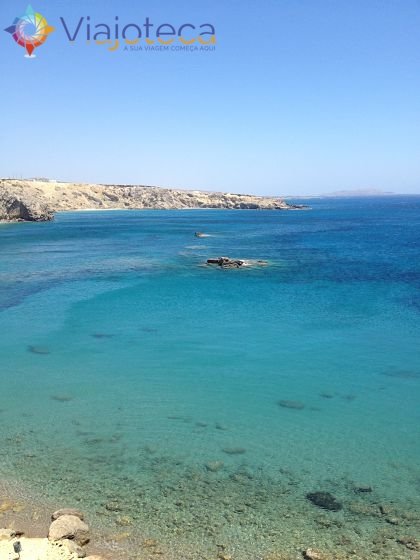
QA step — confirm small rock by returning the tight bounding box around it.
[205,461,224,472]
[49,514,90,546]
[0,528,15,540]
[61,539,87,557]
[386,517,400,525]
[354,485,372,494]
[306,491,343,512]
[116,515,133,526]
[379,504,392,515]
[105,501,122,512]
[303,549,327,560]
[52,508,85,521]
[111,531,131,542]
[278,400,305,410]
[397,536,419,551]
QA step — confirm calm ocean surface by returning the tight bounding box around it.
[0,197,419,559]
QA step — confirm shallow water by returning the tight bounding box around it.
[0,199,419,559]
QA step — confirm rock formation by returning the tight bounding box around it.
[0,178,305,222]
[0,182,53,221]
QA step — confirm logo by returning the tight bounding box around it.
[5,5,54,58]
[4,6,216,58]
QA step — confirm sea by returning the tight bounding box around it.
[0,197,419,560]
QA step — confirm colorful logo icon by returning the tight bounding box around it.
[5,5,54,58]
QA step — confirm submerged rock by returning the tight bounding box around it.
[306,491,343,511]
[105,501,122,512]
[303,549,328,560]
[91,333,114,339]
[222,447,247,455]
[28,345,50,355]
[354,485,373,494]
[205,461,224,472]
[51,395,73,402]
[397,536,420,550]
[382,369,420,380]
[278,399,305,410]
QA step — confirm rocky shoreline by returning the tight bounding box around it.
[0,179,306,222]
[0,507,103,560]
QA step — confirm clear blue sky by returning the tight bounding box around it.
[1,0,419,195]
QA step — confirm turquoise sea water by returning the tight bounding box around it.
[0,198,419,559]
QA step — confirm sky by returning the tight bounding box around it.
[0,0,419,195]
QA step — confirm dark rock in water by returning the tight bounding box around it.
[28,345,50,355]
[354,485,373,494]
[341,394,356,401]
[51,394,73,402]
[382,369,420,380]
[396,536,420,551]
[278,399,305,410]
[319,392,334,399]
[215,422,229,431]
[91,333,114,339]
[207,256,244,269]
[306,491,343,511]
[105,500,122,512]
[222,447,246,455]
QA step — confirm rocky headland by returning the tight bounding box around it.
[0,179,305,222]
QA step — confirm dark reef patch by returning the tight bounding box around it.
[306,491,343,511]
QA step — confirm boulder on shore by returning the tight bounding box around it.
[49,515,90,546]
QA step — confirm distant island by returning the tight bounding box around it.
[322,188,395,197]
[0,179,305,222]
[285,188,398,199]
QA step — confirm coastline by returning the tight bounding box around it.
[0,179,305,223]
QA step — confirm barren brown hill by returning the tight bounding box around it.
[0,179,302,222]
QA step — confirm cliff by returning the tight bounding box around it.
[0,179,301,222]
